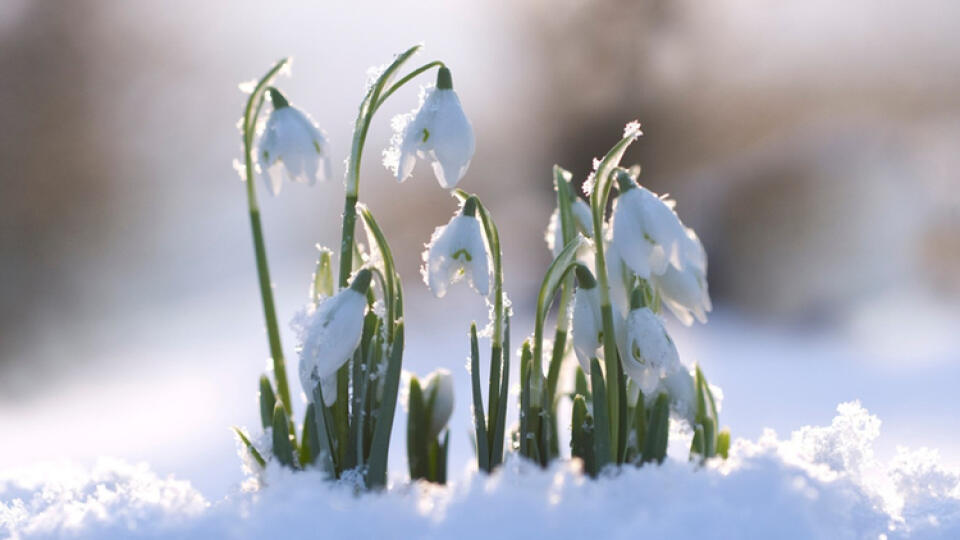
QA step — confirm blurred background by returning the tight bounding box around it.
[1,0,958,497]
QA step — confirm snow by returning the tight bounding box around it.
[4,402,959,539]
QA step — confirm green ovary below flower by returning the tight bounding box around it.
[258,87,333,196]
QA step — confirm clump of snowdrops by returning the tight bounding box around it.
[233,45,727,490]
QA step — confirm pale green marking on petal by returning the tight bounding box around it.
[452,248,472,261]
[422,128,430,143]
[314,140,322,154]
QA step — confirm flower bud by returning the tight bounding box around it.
[423,369,455,440]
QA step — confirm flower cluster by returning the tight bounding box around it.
[234,47,726,490]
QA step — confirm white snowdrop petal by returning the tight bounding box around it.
[620,308,679,388]
[663,367,697,425]
[296,288,367,407]
[258,105,329,193]
[424,213,489,299]
[572,286,603,374]
[390,87,474,188]
[638,189,686,267]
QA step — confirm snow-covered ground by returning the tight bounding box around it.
[3,401,959,539]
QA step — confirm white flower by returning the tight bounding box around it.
[572,284,602,374]
[610,173,687,279]
[605,242,635,318]
[422,198,489,298]
[619,306,679,397]
[545,198,594,257]
[663,366,697,425]
[296,270,371,406]
[652,228,712,325]
[388,67,475,188]
[258,88,332,196]
[422,369,454,440]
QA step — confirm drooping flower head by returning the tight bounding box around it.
[259,87,333,196]
[610,170,688,279]
[422,369,455,440]
[651,227,712,325]
[422,197,490,298]
[571,266,604,374]
[296,269,371,406]
[386,67,475,189]
[618,288,680,396]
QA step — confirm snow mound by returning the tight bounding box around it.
[3,402,959,539]
[0,458,207,539]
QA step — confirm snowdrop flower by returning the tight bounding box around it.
[423,369,454,440]
[652,228,712,325]
[422,197,490,298]
[572,266,604,374]
[259,87,333,196]
[388,67,475,188]
[619,290,679,396]
[610,171,687,279]
[663,366,696,425]
[605,242,635,318]
[297,269,371,406]
[545,197,593,257]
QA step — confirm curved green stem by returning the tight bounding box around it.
[373,61,445,114]
[453,189,505,468]
[532,239,588,403]
[338,46,433,288]
[241,58,293,418]
[588,128,642,460]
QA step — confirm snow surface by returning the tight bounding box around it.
[3,402,959,539]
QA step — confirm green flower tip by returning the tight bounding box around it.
[574,265,597,289]
[629,287,647,310]
[461,196,478,217]
[615,168,637,193]
[267,87,290,109]
[437,66,453,90]
[350,268,373,293]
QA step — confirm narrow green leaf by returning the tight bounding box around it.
[271,402,295,467]
[311,383,337,475]
[575,367,590,398]
[642,393,669,464]
[691,424,705,460]
[365,324,405,489]
[632,391,647,459]
[590,358,612,470]
[703,416,717,458]
[519,340,532,460]
[407,377,427,480]
[616,359,628,464]
[259,375,276,430]
[571,395,595,476]
[490,314,511,468]
[300,403,319,466]
[438,430,450,485]
[470,323,490,472]
[233,427,266,468]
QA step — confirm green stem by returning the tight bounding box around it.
[373,61,445,114]
[587,129,643,461]
[241,58,293,419]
